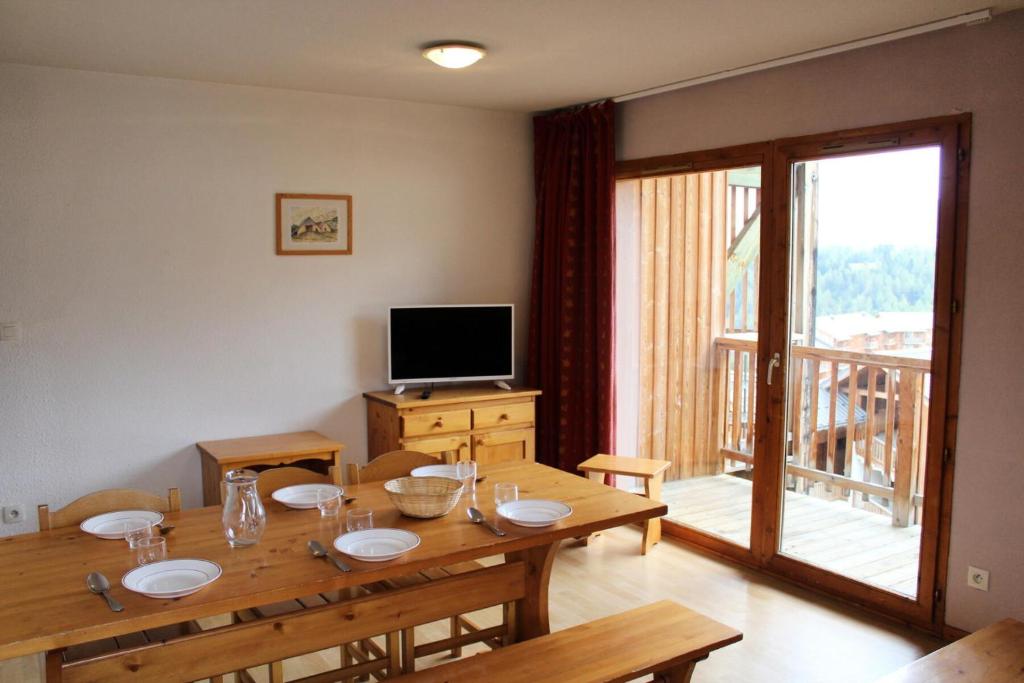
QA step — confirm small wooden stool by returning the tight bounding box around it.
[578,454,671,555]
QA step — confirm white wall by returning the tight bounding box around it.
[617,10,1024,632]
[0,64,533,528]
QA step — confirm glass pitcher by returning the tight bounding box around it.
[222,469,266,547]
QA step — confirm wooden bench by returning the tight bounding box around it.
[874,618,1024,682]
[392,600,741,683]
[578,454,671,554]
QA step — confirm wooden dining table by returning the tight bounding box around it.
[0,461,666,682]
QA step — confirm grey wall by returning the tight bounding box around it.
[618,10,1024,632]
[0,64,533,530]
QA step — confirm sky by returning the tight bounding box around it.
[812,146,940,248]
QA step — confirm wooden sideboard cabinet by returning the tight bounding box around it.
[363,387,541,465]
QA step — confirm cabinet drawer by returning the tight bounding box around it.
[401,434,471,463]
[402,409,471,438]
[473,402,534,429]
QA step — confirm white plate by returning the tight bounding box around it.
[80,510,165,539]
[410,464,460,480]
[497,500,573,527]
[271,484,343,510]
[121,559,222,599]
[334,528,421,562]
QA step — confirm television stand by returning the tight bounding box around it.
[493,380,512,391]
[364,386,541,463]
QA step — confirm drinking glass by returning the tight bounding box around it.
[346,508,374,533]
[494,482,519,526]
[123,518,154,549]
[494,482,519,510]
[456,460,478,495]
[317,487,342,517]
[134,536,167,565]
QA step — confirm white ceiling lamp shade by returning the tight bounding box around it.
[422,42,487,69]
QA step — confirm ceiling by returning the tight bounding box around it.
[0,1,1019,112]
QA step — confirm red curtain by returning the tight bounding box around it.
[527,100,616,475]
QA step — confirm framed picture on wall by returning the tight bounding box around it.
[275,193,353,255]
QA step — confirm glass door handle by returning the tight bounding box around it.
[766,353,781,385]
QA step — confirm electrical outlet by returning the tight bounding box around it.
[0,322,22,342]
[2,504,26,524]
[967,565,990,591]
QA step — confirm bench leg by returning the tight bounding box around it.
[641,474,664,555]
[45,651,63,683]
[449,615,462,657]
[401,627,416,673]
[655,660,697,683]
[386,630,401,677]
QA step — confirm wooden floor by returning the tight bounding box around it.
[662,474,923,596]
[0,526,943,683]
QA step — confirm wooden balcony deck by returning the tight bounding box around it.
[662,474,922,596]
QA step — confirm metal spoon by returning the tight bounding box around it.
[86,572,124,612]
[467,507,506,537]
[307,539,351,572]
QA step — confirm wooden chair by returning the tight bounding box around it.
[245,465,399,683]
[344,450,440,485]
[38,488,229,683]
[348,450,512,673]
[256,464,338,498]
[38,487,181,530]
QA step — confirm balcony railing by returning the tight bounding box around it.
[712,335,930,527]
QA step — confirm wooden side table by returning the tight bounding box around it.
[577,454,671,555]
[196,431,344,505]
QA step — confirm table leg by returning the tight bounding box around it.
[508,542,559,641]
[642,473,664,555]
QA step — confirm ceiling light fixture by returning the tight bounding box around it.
[422,42,486,69]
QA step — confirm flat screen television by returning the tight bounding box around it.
[388,304,514,385]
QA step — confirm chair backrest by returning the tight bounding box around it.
[38,487,182,531]
[256,466,335,498]
[345,450,440,485]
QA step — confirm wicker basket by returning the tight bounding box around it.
[384,476,464,519]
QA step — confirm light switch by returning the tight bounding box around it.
[0,322,22,342]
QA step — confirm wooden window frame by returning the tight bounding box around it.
[614,114,971,635]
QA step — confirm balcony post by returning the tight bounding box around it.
[892,369,920,527]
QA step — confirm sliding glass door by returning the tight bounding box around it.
[616,116,968,628]
[616,146,769,557]
[762,117,969,625]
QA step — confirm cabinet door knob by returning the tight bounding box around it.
[499,413,509,421]
[459,443,468,449]
[476,439,485,446]
[434,419,444,427]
